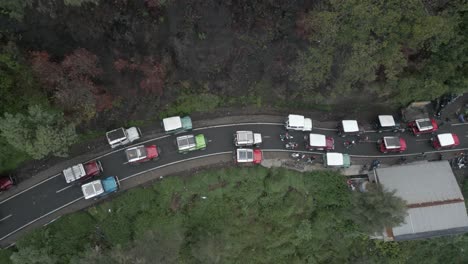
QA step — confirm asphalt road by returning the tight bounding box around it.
[1,121,467,243]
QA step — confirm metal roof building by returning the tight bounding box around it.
[374,161,468,241]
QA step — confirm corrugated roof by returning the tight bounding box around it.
[392,202,468,239]
[375,161,463,205]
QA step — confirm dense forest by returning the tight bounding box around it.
[0,1,467,170]
[2,167,451,264]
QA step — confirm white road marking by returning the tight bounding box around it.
[193,122,282,131]
[314,127,339,131]
[415,139,430,142]
[0,174,61,205]
[44,216,61,227]
[0,214,12,222]
[452,123,468,126]
[55,185,74,194]
[123,161,129,165]
[263,136,271,138]
[120,151,233,182]
[0,196,84,242]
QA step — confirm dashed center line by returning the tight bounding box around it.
[55,185,74,194]
[0,214,12,222]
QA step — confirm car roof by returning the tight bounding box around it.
[237,148,254,162]
[63,164,86,183]
[81,180,104,199]
[437,133,455,146]
[383,136,401,149]
[326,152,344,166]
[309,133,326,147]
[236,131,254,143]
[342,120,359,132]
[288,114,305,127]
[163,116,182,131]
[125,145,147,161]
[106,127,126,142]
[415,118,433,131]
[378,115,396,127]
[177,134,196,149]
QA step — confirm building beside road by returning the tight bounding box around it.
[372,161,468,241]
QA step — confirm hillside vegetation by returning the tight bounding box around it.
[4,167,459,264]
[0,0,467,171]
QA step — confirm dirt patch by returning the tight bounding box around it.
[170,192,182,212]
[208,180,227,191]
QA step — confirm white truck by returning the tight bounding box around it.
[81,176,120,200]
[106,127,141,148]
[234,131,262,147]
[285,114,312,131]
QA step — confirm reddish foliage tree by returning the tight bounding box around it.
[139,62,165,96]
[61,48,103,79]
[30,51,64,90]
[30,48,107,118]
[114,56,166,96]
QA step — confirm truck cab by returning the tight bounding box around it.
[162,116,192,134]
[176,134,207,154]
[0,174,16,192]
[106,127,142,148]
[236,148,263,164]
[81,176,120,200]
[62,160,103,183]
[285,114,312,131]
[234,131,262,147]
[323,152,351,168]
[125,145,159,163]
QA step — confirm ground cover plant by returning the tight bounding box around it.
[1,167,464,264]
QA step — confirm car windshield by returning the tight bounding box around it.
[384,137,401,149]
[416,119,433,131]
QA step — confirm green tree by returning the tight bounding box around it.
[0,105,77,159]
[349,183,407,234]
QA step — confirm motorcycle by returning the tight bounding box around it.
[280,132,293,141]
[343,140,356,149]
[370,159,381,170]
[285,142,299,149]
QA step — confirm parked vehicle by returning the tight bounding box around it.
[62,160,103,184]
[374,115,401,133]
[323,152,351,168]
[285,114,312,131]
[407,118,438,136]
[162,116,192,134]
[235,148,263,164]
[0,174,16,192]
[125,145,160,164]
[378,136,407,153]
[431,133,460,150]
[106,127,142,148]
[81,176,120,200]
[176,134,207,154]
[234,131,262,147]
[337,120,361,137]
[305,133,334,151]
